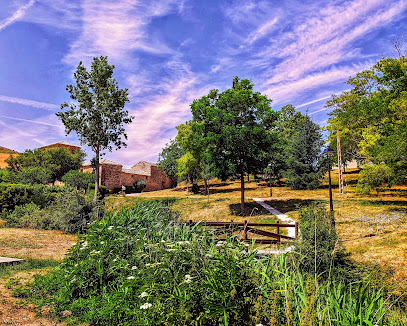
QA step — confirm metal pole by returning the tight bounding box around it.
[328,159,333,212]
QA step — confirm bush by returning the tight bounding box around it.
[0,169,17,183]
[356,164,394,194]
[191,183,200,194]
[7,190,104,233]
[134,180,147,193]
[0,183,65,216]
[294,205,344,277]
[17,166,52,185]
[62,170,95,190]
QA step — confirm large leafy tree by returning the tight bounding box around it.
[191,77,276,209]
[327,55,407,183]
[57,56,133,199]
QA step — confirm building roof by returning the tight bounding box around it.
[121,168,150,176]
[0,146,19,154]
[39,141,81,149]
[82,158,123,167]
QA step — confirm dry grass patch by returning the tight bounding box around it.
[0,228,77,261]
[0,228,77,325]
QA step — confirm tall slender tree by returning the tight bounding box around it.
[57,56,133,199]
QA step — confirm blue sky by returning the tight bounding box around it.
[0,0,406,167]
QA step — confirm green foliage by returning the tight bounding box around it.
[277,105,325,190]
[356,164,394,194]
[327,55,407,182]
[26,200,403,325]
[294,205,341,276]
[157,139,185,184]
[191,76,277,208]
[191,183,200,194]
[6,191,104,233]
[0,169,17,183]
[17,166,52,185]
[62,170,95,190]
[134,180,147,193]
[0,183,65,216]
[57,56,134,198]
[6,147,85,183]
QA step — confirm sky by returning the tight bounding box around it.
[0,0,406,167]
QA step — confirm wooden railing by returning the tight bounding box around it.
[184,220,298,244]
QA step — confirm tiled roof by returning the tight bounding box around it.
[82,159,122,166]
[40,141,81,148]
[121,168,150,176]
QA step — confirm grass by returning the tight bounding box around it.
[0,228,77,325]
[129,170,407,296]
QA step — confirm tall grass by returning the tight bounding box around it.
[28,199,405,325]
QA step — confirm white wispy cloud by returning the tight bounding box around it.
[0,94,59,111]
[0,115,62,127]
[0,0,36,31]
[64,0,178,66]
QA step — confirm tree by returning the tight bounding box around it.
[327,54,407,184]
[57,56,133,199]
[18,166,52,185]
[157,139,185,187]
[276,105,325,190]
[61,170,95,190]
[191,77,276,209]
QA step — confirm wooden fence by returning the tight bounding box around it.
[184,220,298,244]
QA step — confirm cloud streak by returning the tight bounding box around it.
[0,0,36,31]
[0,94,59,111]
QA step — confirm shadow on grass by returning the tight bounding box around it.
[229,202,272,217]
[211,187,257,195]
[0,259,59,279]
[264,199,322,213]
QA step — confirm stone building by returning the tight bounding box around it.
[81,159,171,192]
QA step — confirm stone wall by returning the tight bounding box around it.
[144,165,172,191]
[100,164,122,190]
[120,172,148,188]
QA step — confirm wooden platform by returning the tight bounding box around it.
[0,257,24,265]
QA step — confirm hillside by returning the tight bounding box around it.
[0,146,18,154]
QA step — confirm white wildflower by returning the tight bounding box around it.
[184,274,193,283]
[140,303,152,309]
[108,226,114,230]
[71,242,76,246]
[113,258,117,262]
[131,266,137,270]
[100,241,105,244]
[215,241,225,247]
[161,239,165,243]
[255,324,264,326]
[205,254,212,257]
[167,249,177,252]
[139,292,148,298]
[127,276,135,280]
[145,263,151,267]
[74,264,78,267]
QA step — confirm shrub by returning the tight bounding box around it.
[191,183,200,194]
[62,170,95,190]
[356,164,394,194]
[17,166,53,185]
[134,180,147,193]
[0,169,17,183]
[294,205,343,277]
[7,190,104,233]
[0,183,65,216]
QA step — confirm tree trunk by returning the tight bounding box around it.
[240,172,245,211]
[204,178,208,195]
[94,144,100,201]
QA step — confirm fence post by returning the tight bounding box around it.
[243,220,248,240]
[189,220,192,230]
[276,220,280,236]
[295,222,298,239]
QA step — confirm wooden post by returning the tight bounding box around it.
[337,132,344,194]
[295,222,298,239]
[243,220,248,240]
[276,220,280,236]
[189,220,192,229]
